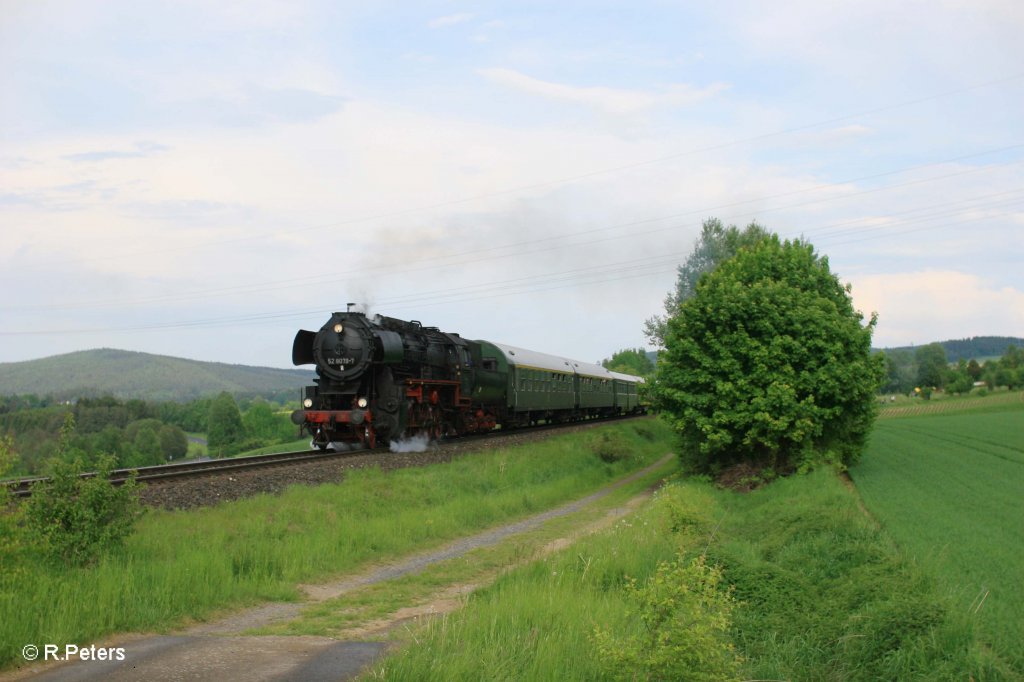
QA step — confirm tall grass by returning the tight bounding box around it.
[0,421,672,669]
[851,401,1024,677]
[370,486,692,680]
[707,470,990,680]
[372,469,996,681]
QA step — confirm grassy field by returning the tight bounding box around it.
[234,437,312,456]
[371,467,1000,680]
[182,435,313,460]
[185,432,207,458]
[0,421,672,670]
[368,396,1024,680]
[877,386,1022,418]
[851,393,1024,676]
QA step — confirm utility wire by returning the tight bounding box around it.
[4,147,1020,312]
[4,199,1020,337]
[16,73,1024,272]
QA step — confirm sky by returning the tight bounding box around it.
[1,0,1022,369]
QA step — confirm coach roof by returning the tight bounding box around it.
[487,343,574,374]
[488,343,626,381]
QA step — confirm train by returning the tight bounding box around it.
[290,310,645,449]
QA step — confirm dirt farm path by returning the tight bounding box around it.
[5,454,674,682]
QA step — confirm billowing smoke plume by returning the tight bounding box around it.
[346,301,384,326]
[348,295,375,317]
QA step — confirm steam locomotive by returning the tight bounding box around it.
[291,310,644,449]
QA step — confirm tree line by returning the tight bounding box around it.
[880,343,1022,397]
[0,393,299,477]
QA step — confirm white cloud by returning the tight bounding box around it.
[716,0,1024,91]
[428,13,474,29]
[850,271,1024,346]
[477,68,727,116]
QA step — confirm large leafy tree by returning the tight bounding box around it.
[654,235,884,473]
[601,348,655,376]
[880,348,917,395]
[207,392,244,457]
[914,343,948,389]
[644,218,770,348]
[158,424,188,461]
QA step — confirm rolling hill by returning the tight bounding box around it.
[0,349,314,402]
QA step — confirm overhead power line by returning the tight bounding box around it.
[4,147,1021,314]
[3,197,1021,338]
[15,73,1024,273]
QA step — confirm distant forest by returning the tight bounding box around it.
[640,337,1022,368]
[879,336,1023,362]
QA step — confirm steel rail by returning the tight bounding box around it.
[4,413,648,499]
[4,448,343,498]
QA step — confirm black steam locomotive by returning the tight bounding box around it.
[291,310,644,449]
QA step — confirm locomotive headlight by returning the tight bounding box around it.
[303,398,313,408]
[357,397,368,408]
[333,323,344,334]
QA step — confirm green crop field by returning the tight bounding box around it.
[877,387,1023,419]
[851,394,1024,676]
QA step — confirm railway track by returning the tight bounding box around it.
[4,448,345,498]
[5,415,648,501]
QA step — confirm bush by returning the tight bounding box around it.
[0,434,28,577]
[589,431,632,463]
[592,553,742,681]
[26,455,141,566]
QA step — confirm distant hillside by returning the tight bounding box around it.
[879,336,1024,362]
[641,337,1021,368]
[0,349,314,402]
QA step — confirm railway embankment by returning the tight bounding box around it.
[0,419,674,677]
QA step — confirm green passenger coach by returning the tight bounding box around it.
[479,342,645,428]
